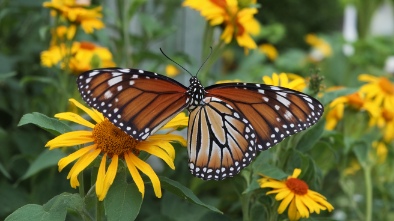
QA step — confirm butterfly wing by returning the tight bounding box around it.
[187,97,257,180]
[206,83,324,151]
[77,68,188,140]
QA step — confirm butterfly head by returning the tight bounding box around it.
[186,77,206,110]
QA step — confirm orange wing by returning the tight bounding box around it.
[206,83,324,151]
[77,68,188,140]
[187,97,257,180]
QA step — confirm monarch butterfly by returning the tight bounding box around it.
[77,56,323,181]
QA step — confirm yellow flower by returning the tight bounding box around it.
[372,141,388,163]
[215,79,242,84]
[262,73,307,92]
[41,41,116,74]
[259,168,334,221]
[258,44,278,61]
[305,34,332,61]
[165,64,180,77]
[43,0,104,34]
[46,99,188,200]
[370,108,394,142]
[183,0,260,51]
[343,159,361,175]
[325,92,380,130]
[359,74,394,110]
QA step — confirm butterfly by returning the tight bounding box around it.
[77,66,323,180]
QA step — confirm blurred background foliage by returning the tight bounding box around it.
[1,0,394,220]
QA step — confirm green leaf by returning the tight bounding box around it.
[104,176,143,221]
[20,149,66,180]
[353,141,369,167]
[18,112,71,135]
[0,160,11,179]
[296,119,325,152]
[159,176,222,214]
[5,193,83,221]
[252,163,288,180]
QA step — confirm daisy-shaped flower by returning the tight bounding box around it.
[262,73,307,92]
[46,99,188,200]
[41,41,115,74]
[325,92,380,130]
[258,43,278,61]
[43,0,104,34]
[183,0,260,51]
[359,74,394,110]
[370,108,394,142]
[305,34,332,62]
[259,168,334,221]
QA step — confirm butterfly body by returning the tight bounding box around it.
[77,68,323,180]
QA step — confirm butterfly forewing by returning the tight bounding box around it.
[77,68,188,140]
[187,97,257,180]
[206,83,324,151]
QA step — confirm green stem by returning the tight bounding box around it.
[97,200,105,221]
[241,192,252,221]
[78,172,85,198]
[364,165,373,221]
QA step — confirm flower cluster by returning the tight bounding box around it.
[41,0,115,74]
[183,0,260,51]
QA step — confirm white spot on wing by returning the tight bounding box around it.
[108,76,122,86]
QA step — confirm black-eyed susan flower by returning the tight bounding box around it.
[359,74,394,110]
[43,0,104,34]
[262,73,307,92]
[46,99,188,200]
[183,0,260,51]
[259,168,334,221]
[325,92,380,130]
[41,41,115,73]
[165,64,180,77]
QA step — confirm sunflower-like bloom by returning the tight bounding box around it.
[358,74,394,110]
[41,41,116,74]
[183,0,260,50]
[325,92,380,130]
[43,0,104,34]
[262,73,307,92]
[46,99,188,200]
[259,168,334,221]
[305,34,332,62]
[370,108,394,142]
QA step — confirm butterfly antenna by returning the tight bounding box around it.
[160,48,193,77]
[196,46,212,77]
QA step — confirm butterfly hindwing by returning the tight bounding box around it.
[77,68,188,140]
[206,83,324,151]
[187,97,257,180]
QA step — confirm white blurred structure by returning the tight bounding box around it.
[370,1,394,36]
[342,4,358,56]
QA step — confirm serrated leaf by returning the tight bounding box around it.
[159,176,222,214]
[20,149,66,180]
[18,112,71,135]
[296,119,325,152]
[104,177,142,221]
[5,193,83,221]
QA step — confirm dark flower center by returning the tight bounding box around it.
[92,119,139,157]
[285,178,309,195]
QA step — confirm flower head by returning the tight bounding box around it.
[358,74,394,110]
[259,168,334,220]
[305,34,332,62]
[258,44,278,61]
[370,108,394,142]
[165,65,180,77]
[262,73,307,92]
[325,92,380,130]
[46,99,188,200]
[41,41,116,74]
[43,0,104,34]
[183,0,260,51]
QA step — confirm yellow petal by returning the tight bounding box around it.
[67,148,101,188]
[358,74,378,83]
[295,195,310,218]
[279,73,289,87]
[45,131,93,149]
[58,144,97,171]
[55,112,95,128]
[98,155,118,201]
[161,112,188,129]
[288,198,301,221]
[130,154,162,198]
[138,143,175,169]
[96,153,107,199]
[124,152,145,197]
[69,98,104,124]
[277,192,294,214]
[260,180,286,189]
[262,75,273,85]
[291,168,302,178]
[147,134,186,147]
[275,188,292,200]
